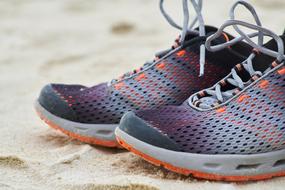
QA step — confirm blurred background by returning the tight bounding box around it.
[0,0,284,189]
[0,0,284,87]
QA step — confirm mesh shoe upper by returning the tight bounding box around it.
[38,28,251,124]
[133,64,285,155]
[124,26,285,154]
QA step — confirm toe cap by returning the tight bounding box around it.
[38,84,78,122]
[119,112,181,151]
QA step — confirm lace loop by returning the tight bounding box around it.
[110,0,206,84]
[160,0,203,42]
[206,20,285,61]
[159,0,206,76]
[190,0,285,109]
[229,0,264,46]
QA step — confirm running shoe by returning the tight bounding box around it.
[35,0,251,147]
[116,1,285,181]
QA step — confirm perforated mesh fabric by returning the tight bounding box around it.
[51,47,231,124]
[135,66,285,154]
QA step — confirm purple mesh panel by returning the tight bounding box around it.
[136,66,285,154]
[52,49,230,124]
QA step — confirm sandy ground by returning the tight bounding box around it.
[0,0,284,189]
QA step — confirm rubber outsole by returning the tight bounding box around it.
[35,104,122,148]
[116,134,285,182]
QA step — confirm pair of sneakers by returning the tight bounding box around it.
[35,0,285,181]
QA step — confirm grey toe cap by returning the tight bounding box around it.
[119,112,181,151]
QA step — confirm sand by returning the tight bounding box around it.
[0,0,284,189]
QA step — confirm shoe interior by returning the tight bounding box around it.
[219,34,285,94]
[253,34,285,72]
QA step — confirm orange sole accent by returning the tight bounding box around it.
[36,109,122,148]
[116,136,285,182]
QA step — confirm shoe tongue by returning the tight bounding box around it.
[194,25,218,34]
[204,25,219,33]
[185,25,233,45]
[185,25,218,40]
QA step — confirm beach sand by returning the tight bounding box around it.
[0,0,284,189]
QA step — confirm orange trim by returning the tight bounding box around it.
[136,73,146,81]
[114,82,124,90]
[277,68,285,75]
[36,109,122,148]
[216,107,226,113]
[235,64,243,71]
[116,136,285,182]
[222,32,230,42]
[259,80,269,89]
[222,32,232,49]
[272,61,279,67]
[156,63,166,69]
[237,95,250,103]
[176,50,186,57]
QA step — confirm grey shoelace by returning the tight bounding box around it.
[190,0,285,109]
[111,0,206,84]
[160,0,206,75]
